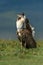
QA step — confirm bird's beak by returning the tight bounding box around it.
[17,14,22,17]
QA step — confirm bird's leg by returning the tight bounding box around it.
[20,42,23,53]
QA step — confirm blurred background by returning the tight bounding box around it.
[0,0,43,40]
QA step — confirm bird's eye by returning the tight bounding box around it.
[18,17,21,20]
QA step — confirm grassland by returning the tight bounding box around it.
[0,40,43,65]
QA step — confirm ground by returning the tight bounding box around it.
[0,40,43,65]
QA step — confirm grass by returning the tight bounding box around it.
[0,40,43,65]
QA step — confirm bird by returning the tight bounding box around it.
[16,13,37,49]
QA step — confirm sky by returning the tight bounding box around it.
[0,0,43,40]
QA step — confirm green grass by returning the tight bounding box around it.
[0,40,43,65]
